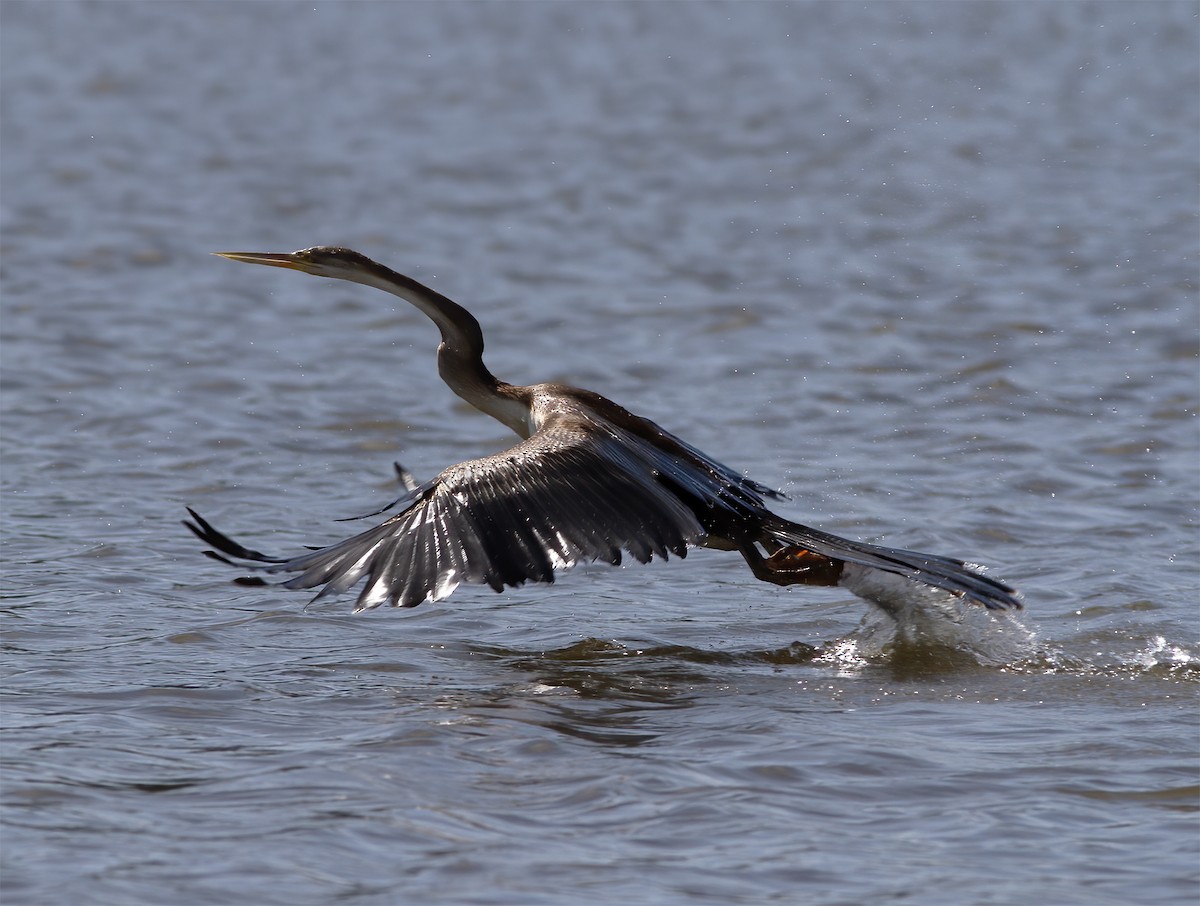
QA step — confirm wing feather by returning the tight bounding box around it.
[186,417,707,611]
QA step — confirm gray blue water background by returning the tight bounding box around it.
[2,2,1197,904]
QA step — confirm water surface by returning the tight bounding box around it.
[2,3,1197,904]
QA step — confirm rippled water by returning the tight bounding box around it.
[2,2,1197,904]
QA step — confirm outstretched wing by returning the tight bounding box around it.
[185,419,706,611]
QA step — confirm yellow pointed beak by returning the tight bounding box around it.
[213,251,307,271]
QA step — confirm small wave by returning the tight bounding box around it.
[1125,634,1196,670]
[1008,634,1200,680]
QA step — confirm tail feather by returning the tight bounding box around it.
[765,516,1021,611]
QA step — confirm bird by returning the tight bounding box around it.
[185,247,1021,616]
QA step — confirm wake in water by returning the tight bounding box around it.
[815,580,1198,679]
[829,566,1039,668]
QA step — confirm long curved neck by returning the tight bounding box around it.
[351,262,534,437]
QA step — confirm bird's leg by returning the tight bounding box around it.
[739,542,844,588]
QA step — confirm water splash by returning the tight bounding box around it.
[1126,634,1195,670]
[832,581,1040,669]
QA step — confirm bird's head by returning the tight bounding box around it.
[214,245,488,366]
[214,246,386,285]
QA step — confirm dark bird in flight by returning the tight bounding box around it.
[186,247,1020,615]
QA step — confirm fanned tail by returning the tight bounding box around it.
[763,516,1021,611]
